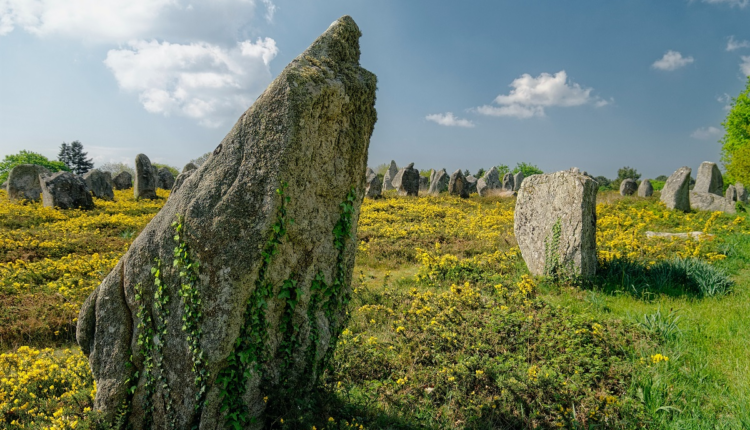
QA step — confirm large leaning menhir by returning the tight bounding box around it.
[76,16,377,429]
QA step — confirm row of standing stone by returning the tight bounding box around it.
[2,154,189,209]
[365,160,525,199]
[658,161,746,214]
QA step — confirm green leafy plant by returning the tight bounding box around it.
[0,150,70,183]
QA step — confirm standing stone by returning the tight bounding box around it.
[736,182,748,204]
[365,168,381,199]
[428,169,449,195]
[660,167,692,212]
[619,178,638,196]
[694,161,723,196]
[83,169,115,201]
[398,163,419,197]
[419,176,429,191]
[448,169,469,198]
[6,164,51,202]
[502,172,514,191]
[157,167,175,190]
[429,169,436,188]
[690,191,736,214]
[382,160,398,191]
[638,179,653,197]
[76,15,376,429]
[40,172,94,210]
[514,169,598,278]
[135,154,158,200]
[391,167,406,190]
[152,166,161,188]
[513,171,524,191]
[726,184,737,201]
[477,166,501,197]
[112,172,132,190]
[465,175,478,194]
[183,162,198,173]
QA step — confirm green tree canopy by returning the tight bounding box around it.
[512,162,543,177]
[496,164,510,177]
[617,166,641,181]
[0,150,70,184]
[721,75,750,185]
[59,141,94,175]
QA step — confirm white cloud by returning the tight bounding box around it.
[691,126,724,140]
[652,50,694,71]
[426,112,475,128]
[702,0,749,7]
[741,56,750,76]
[727,36,750,51]
[105,38,278,127]
[474,71,607,119]
[718,93,733,111]
[0,0,272,43]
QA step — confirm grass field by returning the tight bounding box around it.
[0,188,748,429]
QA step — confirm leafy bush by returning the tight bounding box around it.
[650,180,665,191]
[721,74,750,185]
[513,161,543,177]
[151,163,179,178]
[0,150,70,184]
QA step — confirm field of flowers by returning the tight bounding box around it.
[1,188,749,429]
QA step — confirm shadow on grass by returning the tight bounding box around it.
[584,257,733,300]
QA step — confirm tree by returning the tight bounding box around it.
[0,150,70,183]
[496,164,510,177]
[654,175,668,182]
[594,176,612,190]
[99,162,135,178]
[463,169,471,177]
[512,162,543,177]
[59,141,94,174]
[475,168,486,178]
[721,75,750,185]
[152,163,179,178]
[190,151,212,167]
[617,166,641,181]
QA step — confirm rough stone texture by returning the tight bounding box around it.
[113,172,133,190]
[429,169,435,187]
[365,168,381,199]
[465,175,478,194]
[736,182,748,204]
[619,178,637,196]
[391,167,405,190]
[152,166,161,188]
[513,171,524,191]
[157,167,175,190]
[419,176,428,191]
[6,164,51,202]
[428,168,449,195]
[646,231,712,240]
[638,179,653,197]
[76,16,377,429]
[398,163,419,197]
[690,191,736,214]
[502,173,514,191]
[660,167,691,212]
[40,172,95,210]
[448,169,469,199]
[83,169,115,201]
[514,170,598,278]
[183,162,198,173]
[694,161,723,196]
[477,166,501,197]
[134,154,158,200]
[382,160,398,191]
[726,184,737,202]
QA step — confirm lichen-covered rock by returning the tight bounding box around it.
[135,154,158,200]
[502,173,514,191]
[694,161,723,196]
[448,169,469,198]
[76,16,376,429]
[365,168,381,199]
[736,182,748,203]
[83,169,115,201]
[619,178,637,196]
[391,167,405,190]
[397,163,419,197]
[41,171,94,210]
[428,168,449,195]
[183,162,198,173]
[429,169,435,187]
[660,167,691,212]
[638,179,653,197]
[514,170,598,278]
[382,160,398,191]
[513,171,524,191]
[465,175,478,194]
[419,176,428,191]
[157,167,175,190]
[113,172,132,190]
[726,184,737,201]
[477,166,501,197]
[690,191,736,214]
[6,164,51,202]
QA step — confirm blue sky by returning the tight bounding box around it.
[1,0,749,179]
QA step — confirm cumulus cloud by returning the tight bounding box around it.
[652,50,694,71]
[425,112,475,128]
[702,0,749,7]
[105,38,278,127]
[742,56,750,76]
[727,36,750,51]
[0,0,272,43]
[718,93,733,111]
[690,126,723,140]
[474,71,607,119]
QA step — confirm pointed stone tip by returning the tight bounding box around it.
[306,15,363,66]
